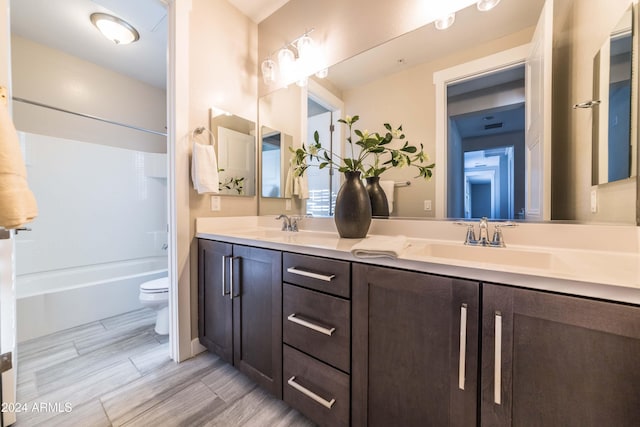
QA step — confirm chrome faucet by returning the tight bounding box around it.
[276,214,298,232]
[454,217,517,247]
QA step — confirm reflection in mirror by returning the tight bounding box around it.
[593,6,635,185]
[210,110,256,196]
[261,126,293,197]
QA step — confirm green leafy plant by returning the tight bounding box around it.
[218,168,245,195]
[290,115,434,180]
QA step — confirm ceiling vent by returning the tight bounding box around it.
[484,122,503,130]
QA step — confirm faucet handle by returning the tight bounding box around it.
[491,222,517,247]
[453,222,477,245]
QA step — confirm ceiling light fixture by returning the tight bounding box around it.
[434,13,456,30]
[476,0,501,12]
[261,29,327,87]
[90,12,139,45]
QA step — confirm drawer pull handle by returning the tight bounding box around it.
[458,303,468,390]
[221,255,230,297]
[287,267,335,282]
[494,311,502,405]
[287,376,336,409]
[287,314,336,336]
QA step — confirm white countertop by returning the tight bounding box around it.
[196,216,640,305]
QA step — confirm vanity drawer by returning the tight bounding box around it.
[283,252,350,298]
[283,344,349,427]
[283,284,350,372]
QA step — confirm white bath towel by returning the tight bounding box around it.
[284,161,309,199]
[191,142,219,194]
[350,235,409,259]
[0,101,38,228]
[380,180,395,213]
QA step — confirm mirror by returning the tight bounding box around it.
[261,126,293,197]
[258,0,639,224]
[210,110,256,196]
[592,6,636,185]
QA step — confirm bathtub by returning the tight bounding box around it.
[17,256,168,343]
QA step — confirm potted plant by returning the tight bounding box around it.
[291,115,434,237]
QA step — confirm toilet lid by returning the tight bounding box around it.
[141,277,169,292]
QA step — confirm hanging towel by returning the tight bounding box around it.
[284,161,294,198]
[350,235,409,259]
[0,101,38,229]
[191,142,219,194]
[284,160,309,199]
[380,180,395,213]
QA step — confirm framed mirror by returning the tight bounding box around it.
[592,6,636,185]
[210,109,256,196]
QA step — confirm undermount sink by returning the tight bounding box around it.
[415,242,554,270]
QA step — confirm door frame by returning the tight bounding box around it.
[433,44,530,218]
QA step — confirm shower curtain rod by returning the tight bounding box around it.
[12,97,168,137]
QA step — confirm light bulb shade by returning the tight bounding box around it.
[296,76,308,87]
[434,13,456,30]
[278,47,295,68]
[261,58,277,85]
[90,13,139,45]
[296,34,314,60]
[477,0,501,12]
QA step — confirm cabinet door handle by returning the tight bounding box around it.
[494,311,502,405]
[229,256,239,300]
[287,376,336,409]
[287,267,335,282]
[458,303,468,390]
[287,314,336,336]
[221,255,230,297]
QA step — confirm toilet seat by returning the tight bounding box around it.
[140,277,169,294]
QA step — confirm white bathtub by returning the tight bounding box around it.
[17,256,168,343]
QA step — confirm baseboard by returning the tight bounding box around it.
[191,338,207,356]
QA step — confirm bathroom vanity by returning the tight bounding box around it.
[196,216,640,427]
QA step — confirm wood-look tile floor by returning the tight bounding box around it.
[15,308,314,427]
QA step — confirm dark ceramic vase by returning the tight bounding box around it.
[334,171,372,238]
[365,176,390,218]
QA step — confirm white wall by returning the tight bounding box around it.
[11,36,166,153]
[16,133,167,276]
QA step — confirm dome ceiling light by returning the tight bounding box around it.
[90,12,140,45]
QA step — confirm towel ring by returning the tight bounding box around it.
[191,126,216,147]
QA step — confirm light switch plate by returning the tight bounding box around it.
[424,200,432,211]
[590,189,597,213]
[285,199,292,211]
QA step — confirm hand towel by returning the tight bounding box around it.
[284,161,294,198]
[294,174,309,199]
[0,102,38,229]
[191,142,219,194]
[350,235,409,259]
[380,180,394,213]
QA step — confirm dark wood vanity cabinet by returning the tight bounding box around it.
[352,263,480,427]
[198,238,640,426]
[481,284,640,427]
[198,240,282,397]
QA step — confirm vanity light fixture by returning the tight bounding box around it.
[434,13,456,30]
[476,0,501,12]
[261,29,328,87]
[90,12,139,45]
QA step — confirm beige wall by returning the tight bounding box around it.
[343,28,533,217]
[185,0,258,340]
[11,36,166,152]
[552,0,636,223]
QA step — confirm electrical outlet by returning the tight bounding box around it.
[210,196,221,211]
[424,200,432,211]
[285,199,292,211]
[590,189,597,213]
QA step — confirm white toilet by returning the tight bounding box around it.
[139,276,169,335]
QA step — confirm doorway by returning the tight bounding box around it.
[445,64,526,220]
